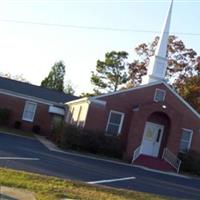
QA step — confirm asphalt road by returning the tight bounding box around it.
[0,132,200,199]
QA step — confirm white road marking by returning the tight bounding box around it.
[87,176,136,184]
[0,157,40,161]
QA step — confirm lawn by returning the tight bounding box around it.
[0,168,172,200]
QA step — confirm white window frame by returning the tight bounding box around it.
[179,128,193,153]
[154,88,166,102]
[22,101,37,122]
[106,110,125,136]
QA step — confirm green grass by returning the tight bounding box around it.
[0,126,35,138]
[0,168,173,200]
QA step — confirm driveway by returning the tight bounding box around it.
[0,132,200,199]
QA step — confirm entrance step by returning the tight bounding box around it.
[133,155,175,172]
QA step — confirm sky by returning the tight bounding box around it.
[0,0,200,95]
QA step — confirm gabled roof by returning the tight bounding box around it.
[64,80,200,119]
[94,81,200,119]
[163,82,200,119]
[0,76,78,104]
[65,81,162,106]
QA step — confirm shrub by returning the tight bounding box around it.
[60,124,81,149]
[179,150,200,175]
[50,116,65,143]
[0,108,11,125]
[60,124,123,159]
[52,119,64,137]
[14,121,21,129]
[32,125,41,134]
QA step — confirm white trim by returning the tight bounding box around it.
[22,101,37,122]
[65,97,88,105]
[154,88,166,102]
[48,106,65,116]
[93,81,163,99]
[65,97,106,107]
[163,83,200,119]
[65,81,200,120]
[106,110,125,135]
[179,128,193,153]
[91,81,200,119]
[90,99,107,106]
[0,88,62,106]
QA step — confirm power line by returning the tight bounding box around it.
[10,0,200,3]
[1,19,200,37]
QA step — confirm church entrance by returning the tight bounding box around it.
[141,122,164,157]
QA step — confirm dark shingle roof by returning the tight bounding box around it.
[0,76,78,103]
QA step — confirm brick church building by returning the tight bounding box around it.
[66,0,200,172]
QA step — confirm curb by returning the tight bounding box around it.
[35,135,191,179]
[0,131,36,140]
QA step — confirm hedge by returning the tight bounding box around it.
[59,124,123,159]
[0,108,11,125]
[179,150,200,175]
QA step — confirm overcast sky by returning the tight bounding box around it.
[0,0,200,95]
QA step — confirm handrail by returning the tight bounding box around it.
[131,145,141,164]
[162,148,181,173]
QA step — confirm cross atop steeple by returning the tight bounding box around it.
[142,0,173,84]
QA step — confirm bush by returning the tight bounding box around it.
[60,125,81,150]
[60,124,122,159]
[32,125,41,134]
[14,121,21,129]
[52,120,64,135]
[51,118,64,143]
[179,150,200,175]
[0,108,11,125]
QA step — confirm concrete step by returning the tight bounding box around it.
[134,154,175,172]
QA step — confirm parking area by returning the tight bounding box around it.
[0,132,200,199]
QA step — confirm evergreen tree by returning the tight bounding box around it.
[41,61,65,91]
[91,51,129,93]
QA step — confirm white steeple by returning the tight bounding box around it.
[142,0,173,84]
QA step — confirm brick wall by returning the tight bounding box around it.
[0,93,53,135]
[84,83,200,161]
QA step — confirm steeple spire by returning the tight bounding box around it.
[142,0,173,84]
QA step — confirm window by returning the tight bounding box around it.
[22,101,37,122]
[154,88,166,102]
[106,110,124,136]
[179,129,193,153]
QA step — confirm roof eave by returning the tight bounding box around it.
[163,82,200,119]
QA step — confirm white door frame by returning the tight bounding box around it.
[140,122,164,157]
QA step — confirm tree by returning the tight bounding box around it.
[176,76,200,113]
[64,81,75,95]
[41,61,65,91]
[129,35,199,86]
[91,51,129,93]
[0,72,29,83]
[80,92,96,98]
